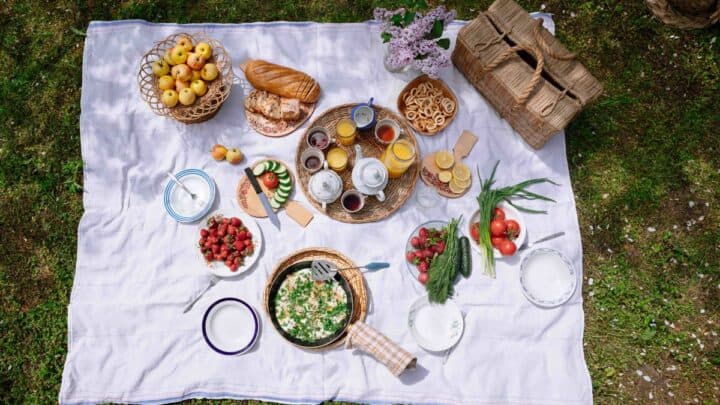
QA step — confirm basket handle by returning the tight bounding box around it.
[532,19,576,61]
[479,43,545,107]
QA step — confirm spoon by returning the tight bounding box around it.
[166,171,198,200]
[522,232,565,250]
[311,261,389,281]
[183,276,219,313]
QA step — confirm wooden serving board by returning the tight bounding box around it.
[420,130,478,198]
[237,159,313,227]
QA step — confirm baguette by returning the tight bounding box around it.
[240,59,320,103]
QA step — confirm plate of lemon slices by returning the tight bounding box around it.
[419,131,478,198]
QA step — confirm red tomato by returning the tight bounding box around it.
[490,220,507,237]
[262,172,279,189]
[418,261,429,273]
[499,239,517,256]
[493,207,506,221]
[470,222,480,242]
[505,219,520,239]
[418,273,429,284]
[491,236,506,249]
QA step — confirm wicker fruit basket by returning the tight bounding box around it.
[646,0,719,29]
[137,33,233,124]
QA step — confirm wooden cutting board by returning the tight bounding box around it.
[237,159,313,227]
[420,130,478,198]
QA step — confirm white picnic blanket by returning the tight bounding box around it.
[61,17,592,405]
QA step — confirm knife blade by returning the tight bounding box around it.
[244,167,281,230]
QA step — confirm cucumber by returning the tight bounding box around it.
[267,160,279,172]
[278,176,292,187]
[458,236,472,278]
[278,183,292,193]
[275,188,290,199]
[274,164,288,174]
[252,164,266,176]
[272,193,288,206]
[270,198,281,209]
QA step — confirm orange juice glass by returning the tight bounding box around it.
[382,138,415,179]
[336,118,357,146]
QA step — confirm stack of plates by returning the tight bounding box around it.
[163,169,216,223]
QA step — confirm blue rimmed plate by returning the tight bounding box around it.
[202,297,260,355]
[520,248,577,308]
[163,169,216,223]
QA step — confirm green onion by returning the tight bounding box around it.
[427,217,461,303]
[476,161,557,278]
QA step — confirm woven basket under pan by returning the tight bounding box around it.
[264,248,368,350]
[646,0,719,29]
[138,33,233,124]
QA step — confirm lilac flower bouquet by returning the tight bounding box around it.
[374,1,456,78]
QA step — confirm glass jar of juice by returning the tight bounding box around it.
[382,138,416,179]
[336,118,357,146]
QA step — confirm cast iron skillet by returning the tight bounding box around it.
[267,260,354,348]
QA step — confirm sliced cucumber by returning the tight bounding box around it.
[274,164,288,174]
[275,188,290,199]
[278,183,292,193]
[273,193,288,205]
[268,160,279,172]
[270,198,282,209]
[252,164,266,176]
[278,176,291,187]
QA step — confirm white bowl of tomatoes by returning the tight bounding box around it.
[469,201,526,258]
[197,212,263,277]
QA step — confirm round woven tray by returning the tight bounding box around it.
[263,247,368,350]
[295,104,421,223]
[137,33,233,124]
[397,75,458,136]
[645,0,719,29]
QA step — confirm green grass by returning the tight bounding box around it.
[1,0,719,403]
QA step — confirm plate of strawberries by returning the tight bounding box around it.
[197,212,263,277]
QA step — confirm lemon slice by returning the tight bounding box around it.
[434,151,454,170]
[449,180,468,194]
[452,163,471,182]
[438,170,453,183]
[451,175,471,188]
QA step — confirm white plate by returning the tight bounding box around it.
[408,296,464,352]
[197,212,263,278]
[520,248,577,307]
[202,297,260,355]
[163,169,216,223]
[468,201,527,258]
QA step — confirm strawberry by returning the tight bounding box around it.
[230,264,239,272]
[205,252,214,261]
[200,229,209,238]
[233,241,244,251]
[230,217,241,227]
[244,239,252,247]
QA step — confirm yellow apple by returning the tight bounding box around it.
[176,36,193,52]
[190,79,207,96]
[161,89,179,107]
[201,63,219,81]
[195,42,212,59]
[170,46,188,65]
[158,75,175,90]
[191,70,202,82]
[175,79,190,92]
[186,52,206,70]
[178,88,196,106]
[225,148,243,165]
[211,144,227,161]
[163,49,175,66]
[171,64,192,82]
[151,59,170,76]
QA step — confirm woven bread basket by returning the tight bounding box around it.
[138,33,233,124]
[646,0,719,29]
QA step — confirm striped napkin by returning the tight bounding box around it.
[345,322,417,376]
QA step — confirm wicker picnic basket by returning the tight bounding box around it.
[137,33,233,124]
[646,0,719,29]
[452,0,603,149]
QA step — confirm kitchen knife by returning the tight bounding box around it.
[244,167,281,230]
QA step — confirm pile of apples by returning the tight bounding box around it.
[150,36,220,108]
